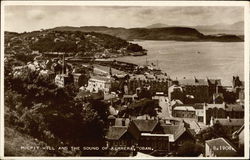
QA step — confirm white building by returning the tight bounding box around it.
[86,76,113,93]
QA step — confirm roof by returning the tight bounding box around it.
[232,125,244,137]
[193,103,204,110]
[132,119,158,133]
[225,104,244,112]
[93,64,125,75]
[206,138,238,157]
[106,126,128,140]
[208,79,222,86]
[135,152,154,157]
[170,99,183,106]
[89,75,112,82]
[161,123,195,142]
[179,78,208,86]
[206,103,225,110]
[173,106,195,112]
[130,74,147,81]
[215,118,244,126]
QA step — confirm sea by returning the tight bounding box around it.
[112,40,244,86]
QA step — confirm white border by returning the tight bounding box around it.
[1,1,249,159]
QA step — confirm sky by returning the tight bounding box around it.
[4,5,244,33]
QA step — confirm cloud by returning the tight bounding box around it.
[4,5,244,33]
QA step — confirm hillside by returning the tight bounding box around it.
[146,22,244,35]
[5,127,51,156]
[4,30,146,59]
[52,26,243,42]
[194,21,244,35]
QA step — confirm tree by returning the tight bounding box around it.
[127,43,144,52]
[119,98,161,117]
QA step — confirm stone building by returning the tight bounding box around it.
[178,78,209,103]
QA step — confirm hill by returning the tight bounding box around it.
[146,23,169,28]
[4,30,146,59]
[193,21,244,35]
[51,26,243,42]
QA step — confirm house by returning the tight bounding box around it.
[204,103,226,125]
[211,117,244,137]
[127,74,171,95]
[204,103,244,125]
[178,78,209,103]
[225,104,244,119]
[129,119,170,153]
[205,137,238,157]
[172,106,196,119]
[86,76,113,93]
[106,119,196,156]
[162,122,196,153]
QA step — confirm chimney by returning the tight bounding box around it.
[62,53,65,74]
[122,118,126,126]
[210,116,214,127]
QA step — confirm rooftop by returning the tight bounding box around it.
[193,103,205,110]
[215,118,244,126]
[207,79,222,86]
[173,106,195,112]
[206,103,226,110]
[106,126,128,140]
[225,104,244,112]
[132,119,158,133]
[89,75,112,82]
[206,137,238,157]
[179,78,208,86]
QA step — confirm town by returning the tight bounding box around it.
[7,48,244,157]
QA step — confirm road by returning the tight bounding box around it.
[158,96,172,119]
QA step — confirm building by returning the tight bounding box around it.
[54,74,72,88]
[86,76,113,93]
[204,103,244,125]
[106,119,196,156]
[172,106,196,119]
[168,84,184,101]
[211,117,244,137]
[205,138,238,157]
[179,78,209,103]
[193,103,205,122]
[161,122,196,153]
[130,119,170,153]
[204,103,226,124]
[207,78,223,102]
[225,104,244,119]
[127,74,171,95]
